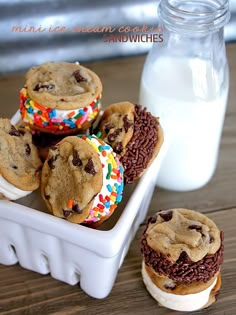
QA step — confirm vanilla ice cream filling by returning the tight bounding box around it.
[0,175,32,200]
[142,262,217,312]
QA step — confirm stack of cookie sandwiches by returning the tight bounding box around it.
[0,61,161,227]
[141,208,224,311]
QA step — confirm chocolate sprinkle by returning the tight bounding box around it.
[123,115,133,132]
[73,70,87,83]
[9,126,20,137]
[72,150,82,167]
[25,143,31,156]
[120,104,159,184]
[84,158,96,175]
[108,128,122,142]
[159,210,173,222]
[141,218,224,284]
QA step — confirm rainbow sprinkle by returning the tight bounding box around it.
[78,135,124,223]
[20,86,101,132]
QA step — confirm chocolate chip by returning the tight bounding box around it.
[73,70,87,83]
[209,235,215,243]
[159,210,173,222]
[19,129,25,136]
[177,251,190,263]
[63,210,72,218]
[47,155,58,169]
[12,165,18,170]
[189,225,202,232]
[34,83,55,91]
[25,143,31,156]
[104,122,114,134]
[72,150,82,167]
[114,142,123,154]
[45,194,50,200]
[108,128,122,142]
[164,283,176,290]
[72,204,83,214]
[9,126,20,137]
[123,115,133,132]
[84,158,96,175]
[60,98,65,101]
[149,214,157,224]
[33,84,40,91]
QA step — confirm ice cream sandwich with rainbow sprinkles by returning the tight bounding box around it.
[41,135,123,225]
[20,62,102,135]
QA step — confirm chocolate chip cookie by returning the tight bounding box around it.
[141,209,224,311]
[20,62,102,134]
[41,135,124,224]
[0,118,42,199]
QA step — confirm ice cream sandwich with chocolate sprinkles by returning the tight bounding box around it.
[141,208,224,312]
[97,102,163,184]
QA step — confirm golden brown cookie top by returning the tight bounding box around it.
[26,62,102,110]
[146,209,221,262]
[98,101,135,156]
[0,118,42,190]
[41,136,103,223]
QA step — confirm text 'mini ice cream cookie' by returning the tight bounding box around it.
[41,135,123,225]
[98,102,163,184]
[20,62,102,134]
[141,208,224,312]
[0,118,42,200]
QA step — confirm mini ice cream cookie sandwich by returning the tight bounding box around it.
[0,118,42,200]
[98,102,163,184]
[41,135,123,225]
[141,208,224,312]
[20,62,102,134]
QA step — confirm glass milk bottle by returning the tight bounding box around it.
[139,0,230,191]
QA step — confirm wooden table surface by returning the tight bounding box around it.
[0,44,235,315]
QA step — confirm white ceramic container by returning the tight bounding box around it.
[0,111,166,299]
